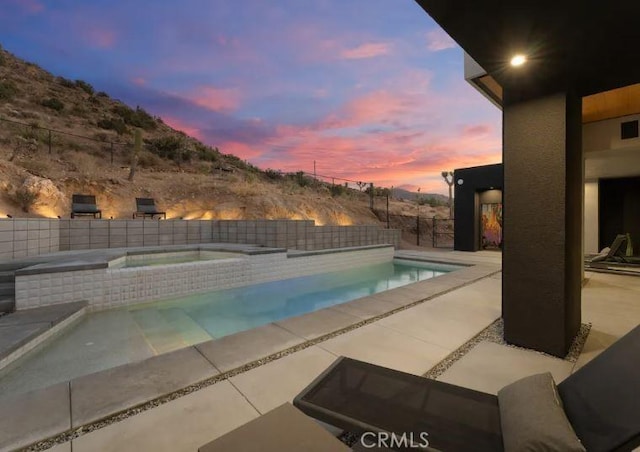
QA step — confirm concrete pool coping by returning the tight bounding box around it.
[9,243,395,276]
[0,258,500,451]
[12,244,285,276]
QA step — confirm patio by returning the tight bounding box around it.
[4,249,637,452]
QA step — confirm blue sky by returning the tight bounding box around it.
[0,0,502,193]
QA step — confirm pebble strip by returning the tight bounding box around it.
[423,319,592,380]
[24,268,501,452]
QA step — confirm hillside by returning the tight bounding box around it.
[0,45,450,226]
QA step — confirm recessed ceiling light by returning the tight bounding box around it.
[510,54,527,67]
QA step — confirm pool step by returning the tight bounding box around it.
[0,271,15,284]
[0,297,15,314]
[131,309,189,355]
[0,282,15,297]
[159,308,213,345]
[0,300,88,370]
[131,308,213,355]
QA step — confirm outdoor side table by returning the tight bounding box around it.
[198,403,350,452]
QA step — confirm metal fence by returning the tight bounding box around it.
[432,218,454,248]
[371,209,454,249]
[0,116,131,165]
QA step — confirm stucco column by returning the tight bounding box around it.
[502,91,583,357]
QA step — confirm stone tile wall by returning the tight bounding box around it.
[0,218,399,261]
[0,219,60,261]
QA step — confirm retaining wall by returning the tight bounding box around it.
[0,219,400,260]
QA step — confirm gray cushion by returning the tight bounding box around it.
[498,372,585,452]
[72,203,99,212]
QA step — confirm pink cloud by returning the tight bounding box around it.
[340,42,391,60]
[10,0,44,13]
[153,70,500,195]
[162,116,203,140]
[219,142,264,160]
[426,28,456,52]
[462,124,492,137]
[85,28,117,49]
[188,86,241,112]
[132,77,147,86]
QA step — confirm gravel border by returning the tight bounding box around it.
[23,268,501,452]
[339,320,591,449]
[423,319,592,380]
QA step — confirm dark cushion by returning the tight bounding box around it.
[498,372,585,452]
[558,325,640,452]
[72,203,99,212]
[137,205,160,213]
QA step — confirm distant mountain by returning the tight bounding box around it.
[391,188,448,204]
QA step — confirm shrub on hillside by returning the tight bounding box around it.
[96,91,109,98]
[56,76,76,88]
[13,186,39,213]
[292,171,311,187]
[264,168,283,180]
[112,105,157,130]
[330,183,346,197]
[41,97,65,111]
[136,150,163,168]
[75,79,94,95]
[194,143,220,162]
[97,117,128,135]
[145,135,191,164]
[93,132,109,142]
[0,80,18,100]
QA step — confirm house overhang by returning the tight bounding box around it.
[415,0,640,104]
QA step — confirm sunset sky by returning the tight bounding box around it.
[0,0,502,194]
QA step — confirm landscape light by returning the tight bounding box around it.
[510,54,527,67]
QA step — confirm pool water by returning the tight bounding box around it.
[0,259,457,396]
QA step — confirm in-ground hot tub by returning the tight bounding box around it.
[108,250,242,268]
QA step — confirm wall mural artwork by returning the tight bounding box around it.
[481,203,503,249]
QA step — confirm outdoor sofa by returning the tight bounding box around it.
[293,324,640,451]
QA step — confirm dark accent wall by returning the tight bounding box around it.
[599,177,640,254]
[503,92,582,358]
[453,164,503,251]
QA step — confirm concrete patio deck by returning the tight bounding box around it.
[2,249,639,452]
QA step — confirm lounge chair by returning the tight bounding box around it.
[133,198,166,219]
[70,194,101,219]
[294,324,640,451]
[586,234,640,266]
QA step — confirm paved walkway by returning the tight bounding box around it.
[6,251,640,452]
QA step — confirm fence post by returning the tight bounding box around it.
[48,130,52,154]
[386,195,390,229]
[369,183,374,209]
[110,142,114,164]
[432,218,436,247]
[417,215,420,246]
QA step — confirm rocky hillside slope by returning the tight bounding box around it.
[0,45,448,225]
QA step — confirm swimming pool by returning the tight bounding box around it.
[0,259,459,396]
